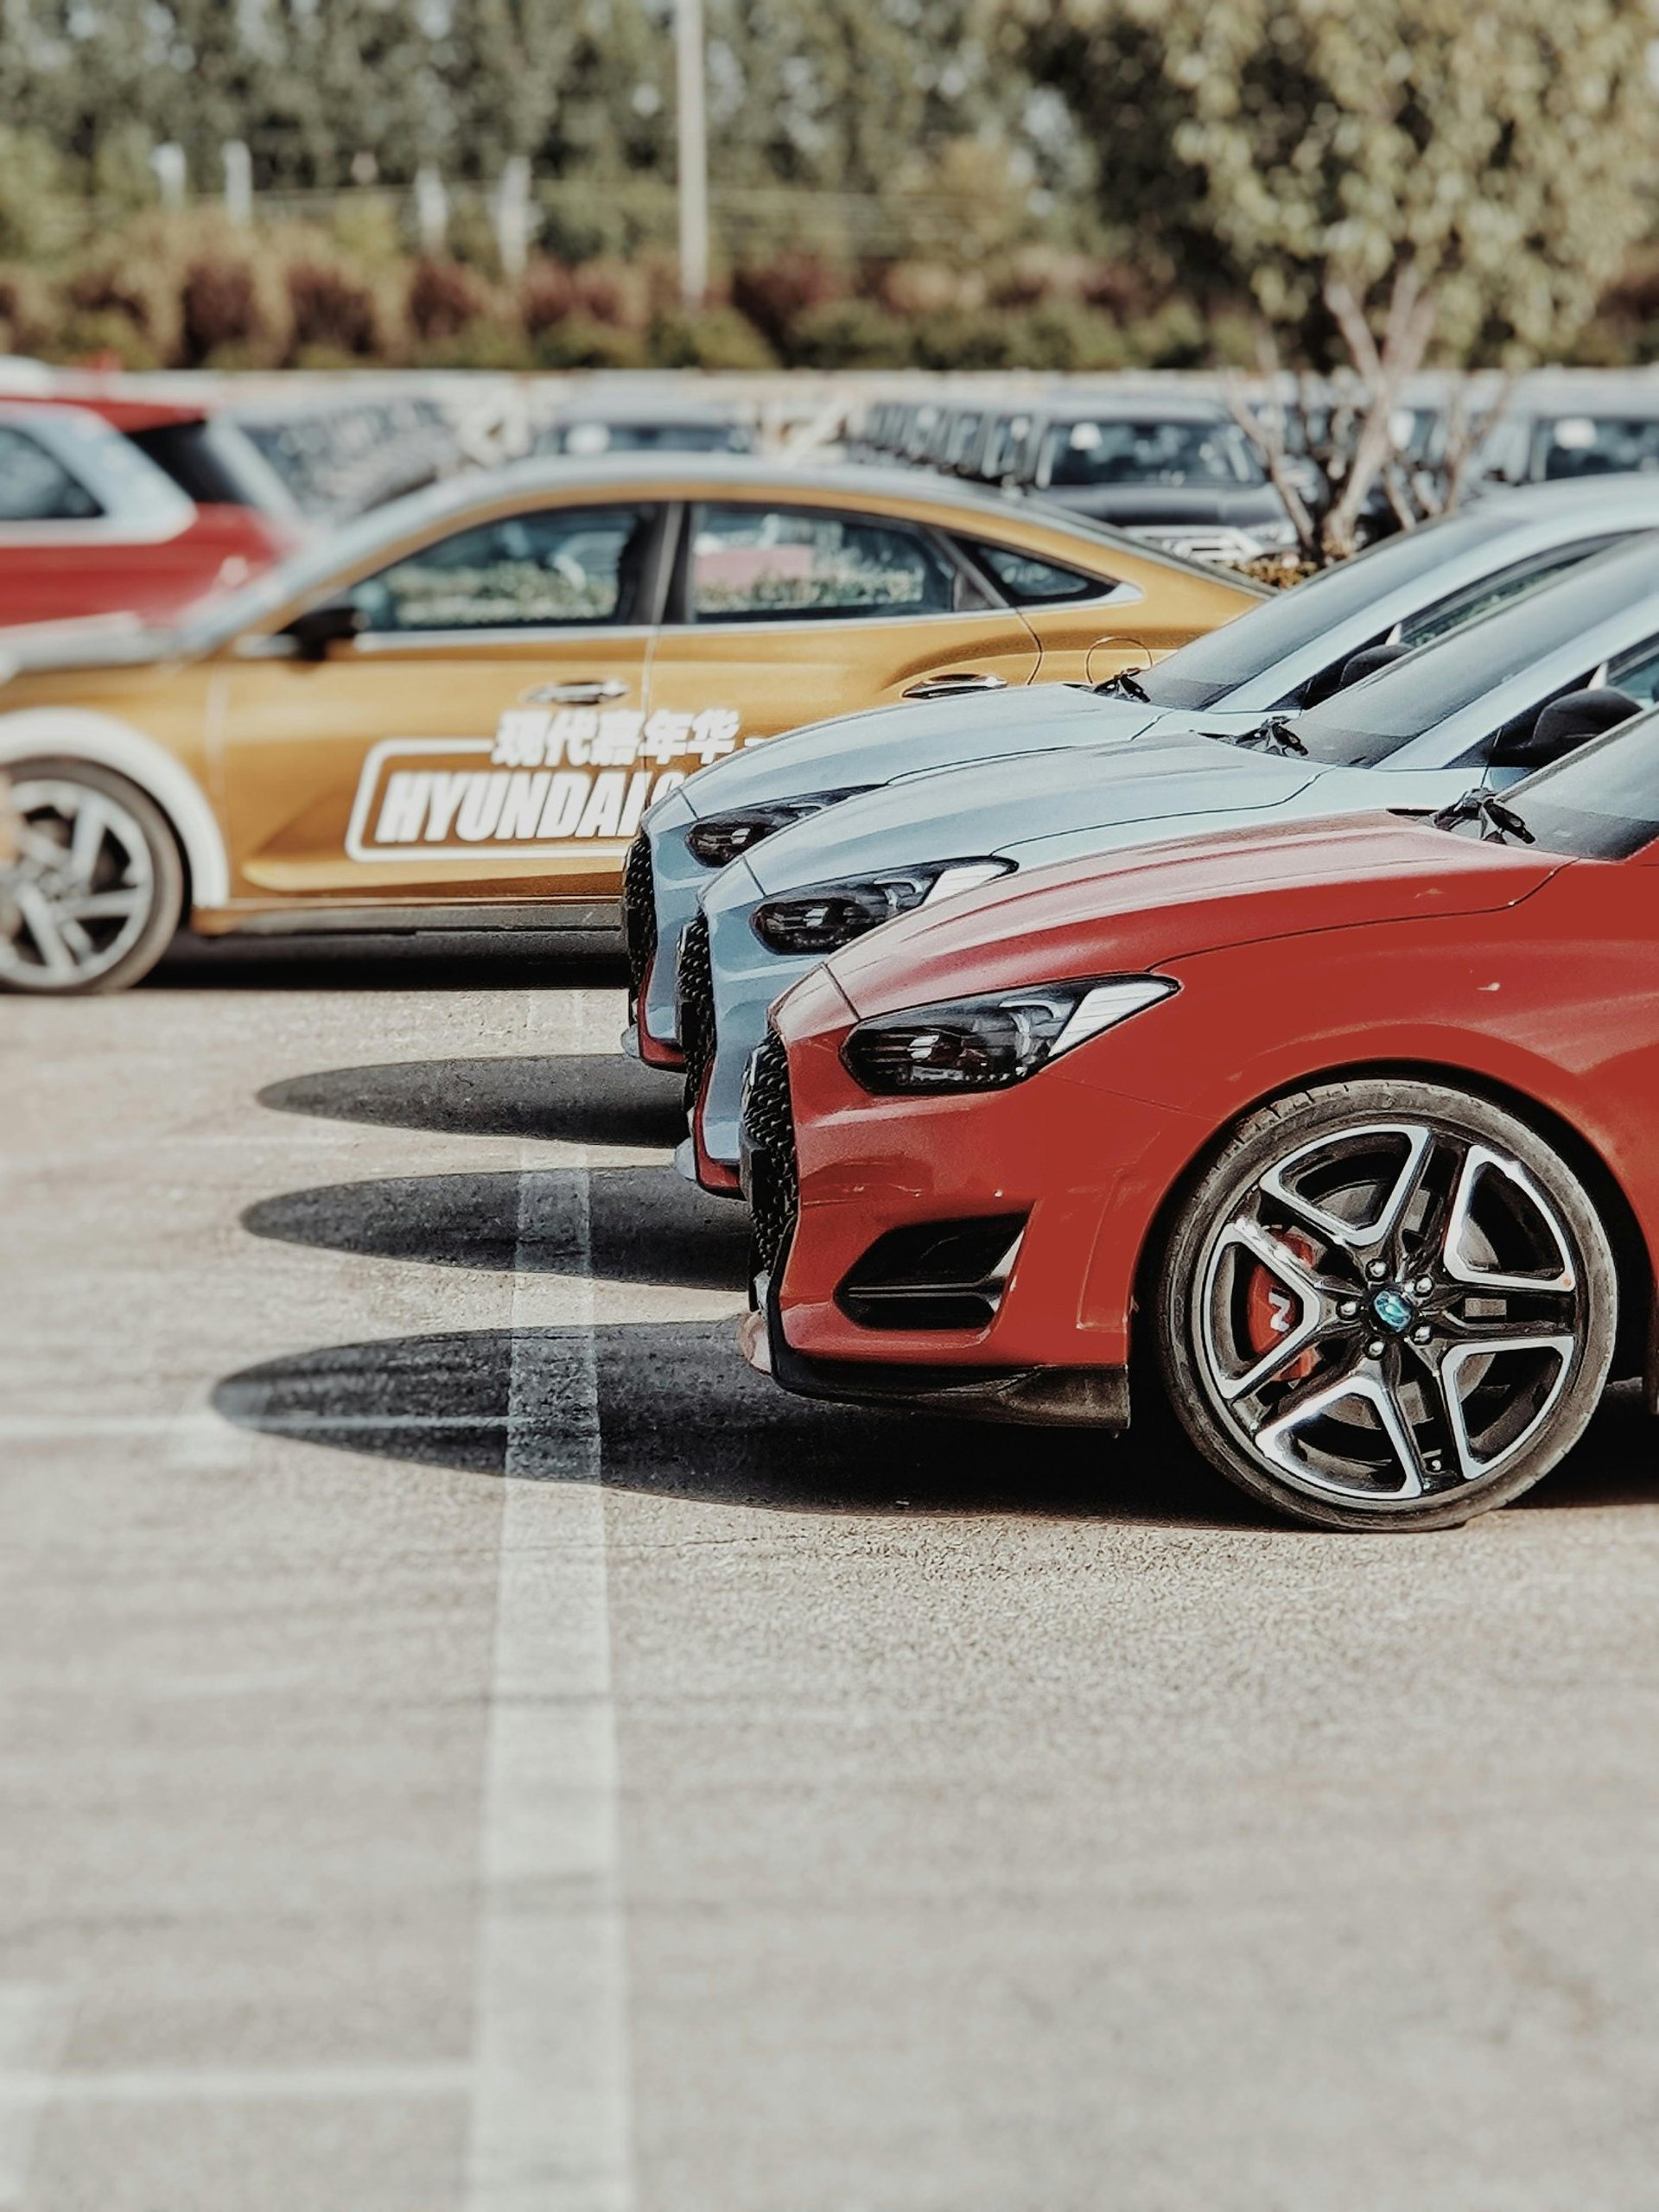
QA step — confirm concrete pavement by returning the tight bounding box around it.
[4,932,1659,2210]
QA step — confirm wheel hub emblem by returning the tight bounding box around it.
[1370,1286,1415,1334]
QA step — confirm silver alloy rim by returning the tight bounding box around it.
[1,779,156,988]
[1192,1120,1585,1509]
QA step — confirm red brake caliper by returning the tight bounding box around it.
[1244,1229,1321,1383]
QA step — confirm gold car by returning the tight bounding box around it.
[0,454,1260,991]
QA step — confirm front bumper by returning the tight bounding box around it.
[696,871,816,1179]
[749,966,1211,1382]
[740,1277,1130,1426]
[636,792,709,1056]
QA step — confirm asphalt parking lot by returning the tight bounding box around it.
[6,935,1659,2212]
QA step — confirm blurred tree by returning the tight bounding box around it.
[1024,0,1656,555]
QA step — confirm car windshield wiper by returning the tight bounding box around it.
[1094,670,1151,702]
[1223,715,1307,757]
[1429,789,1535,844]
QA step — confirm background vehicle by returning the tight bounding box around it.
[533,394,755,456]
[1473,374,1659,491]
[741,714,1659,1530]
[20,388,308,534]
[0,400,296,628]
[680,531,1659,1185]
[629,478,1659,1084]
[0,454,1254,992]
[1002,392,1298,564]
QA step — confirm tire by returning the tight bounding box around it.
[1155,1078,1618,1531]
[0,758,185,995]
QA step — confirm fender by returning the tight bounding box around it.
[0,707,229,910]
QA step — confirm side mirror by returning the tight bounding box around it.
[283,598,365,662]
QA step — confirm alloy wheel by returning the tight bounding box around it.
[1188,1116,1597,1515]
[1,777,158,989]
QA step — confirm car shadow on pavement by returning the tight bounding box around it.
[1515,1382,1656,1511]
[257,1053,684,1148]
[149,931,629,992]
[212,1321,1255,1526]
[242,1166,749,1292]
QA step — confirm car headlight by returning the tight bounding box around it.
[842,975,1178,1094]
[684,788,877,869]
[752,859,1014,957]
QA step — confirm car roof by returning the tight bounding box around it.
[1504,375,1659,422]
[9,391,212,433]
[543,396,750,427]
[1034,391,1235,425]
[257,450,1268,583]
[1474,473,1659,517]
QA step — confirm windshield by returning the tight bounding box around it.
[1135,507,1524,712]
[1478,710,1659,859]
[1287,540,1659,766]
[1044,416,1263,490]
[1535,415,1659,481]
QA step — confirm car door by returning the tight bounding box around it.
[217,499,671,906]
[641,498,1040,766]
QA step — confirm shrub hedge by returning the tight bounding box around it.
[3,213,1653,374]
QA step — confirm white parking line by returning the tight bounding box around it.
[462,992,635,2212]
[0,2062,470,2107]
[0,1984,79,2207]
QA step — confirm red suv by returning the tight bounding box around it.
[0,395,299,629]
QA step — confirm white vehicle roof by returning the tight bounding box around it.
[0,400,194,542]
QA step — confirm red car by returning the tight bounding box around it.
[0,396,297,628]
[740,722,1659,1530]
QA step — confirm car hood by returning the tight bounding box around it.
[743,735,1307,895]
[675,682,1143,818]
[825,813,1562,1018]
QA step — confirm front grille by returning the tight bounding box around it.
[744,1028,799,1285]
[620,833,657,1008]
[677,912,716,1117]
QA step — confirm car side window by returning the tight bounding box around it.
[0,427,103,522]
[959,537,1115,605]
[1401,541,1622,651]
[1293,540,1624,710]
[687,504,957,623]
[350,504,655,632]
[1605,638,1659,707]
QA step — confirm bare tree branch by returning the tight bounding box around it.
[1222,334,1319,560]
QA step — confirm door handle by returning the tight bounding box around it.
[902,671,1008,701]
[526,677,631,705]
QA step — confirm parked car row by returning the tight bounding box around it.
[7,410,1659,1537]
[853,387,1302,565]
[0,453,1255,990]
[613,476,1659,1530]
[854,373,1659,567]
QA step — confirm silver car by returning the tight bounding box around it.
[625,475,1659,1063]
[679,532,1659,1187]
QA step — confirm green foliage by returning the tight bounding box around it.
[1031,0,1656,368]
[530,316,649,370]
[0,128,81,261]
[3,0,1657,375]
[649,306,778,371]
[1162,0,1654,361]
[787,297,916,368]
